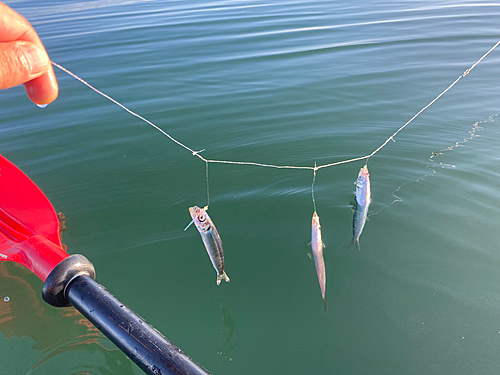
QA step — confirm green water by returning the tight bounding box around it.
[1,1,500,374]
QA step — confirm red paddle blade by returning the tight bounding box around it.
[0,154,68,281]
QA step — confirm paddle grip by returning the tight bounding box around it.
[42,254,95,306]
[42,255,210,375]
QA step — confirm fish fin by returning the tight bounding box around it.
[323,298,327,312]
[349,197,356,212]
[217,271,230,285]
[347,238,360,252]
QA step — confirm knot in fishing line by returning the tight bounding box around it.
[192,149,205,156]
[48,41,500,210]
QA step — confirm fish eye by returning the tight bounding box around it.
[198,214,205,222]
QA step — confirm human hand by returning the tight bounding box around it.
[0,2,58,105]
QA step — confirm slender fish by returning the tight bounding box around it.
[349,165,371,252]
[311,211,327,311]
[187,206,230,285]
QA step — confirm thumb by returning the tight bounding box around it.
[0,41,50,90]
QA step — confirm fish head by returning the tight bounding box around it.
[189,206,210,231]
[312,211,321,229]
[359,165,369,178]
[355,166,371,206]
[356,165,369,188]
[188,206,200,218]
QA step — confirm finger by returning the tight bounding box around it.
[0,3,40,43]
[24,67,59,105]
[0,40,49,89]
[0,3,59,104]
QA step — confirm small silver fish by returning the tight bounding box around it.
[187,206,230,285]
[349,165,371,252]
[312,211,327,311]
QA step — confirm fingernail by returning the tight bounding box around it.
[21,44,49,76]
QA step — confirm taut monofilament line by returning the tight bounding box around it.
[50,41,500,300]
[51,40,500,204]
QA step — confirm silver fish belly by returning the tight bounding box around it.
[350,165,371,252]
[189,206,230,285]
[312,211,327,311]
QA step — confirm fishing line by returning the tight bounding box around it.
[312,163,318,213]
[51,40,500,202]
[368,115,496,217]
[51,62,207,162]
[205,160,210,210]
[331,235,352,257]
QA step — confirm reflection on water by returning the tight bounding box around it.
[1,0,500,374]
[0,263,137,374]
[214,304,236,366]
[371,114,497,216]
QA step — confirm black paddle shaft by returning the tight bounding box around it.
[42,255,211,375]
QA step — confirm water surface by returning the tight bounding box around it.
[1,1,500,374]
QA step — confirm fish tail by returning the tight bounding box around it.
[347,238,360,252]
[217,271,230,285]
[347,238,355,249]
